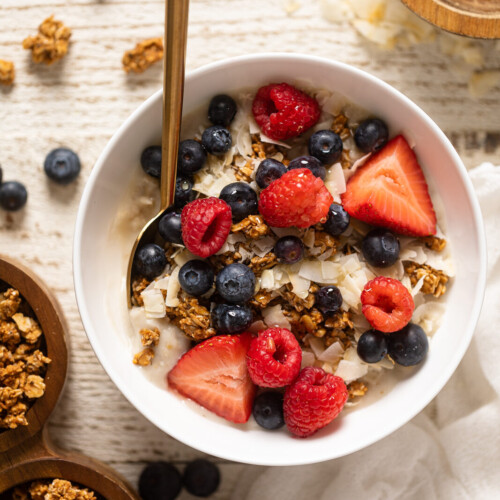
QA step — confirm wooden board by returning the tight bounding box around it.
[403,0,500,38]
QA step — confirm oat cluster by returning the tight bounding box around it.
[22,16,72,65]
[0,59,15,85]
[132,327,160,367]
[0,288,51,430]
[12,479,97,500]
[122,37,163,74]
[404,262,449,298]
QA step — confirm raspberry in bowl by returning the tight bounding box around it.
[74,54,486,465]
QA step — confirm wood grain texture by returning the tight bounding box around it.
[403,0,500,38]
[0,1,500,498]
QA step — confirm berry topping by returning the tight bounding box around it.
[252,83,320,141]
[208,94,237,127]
[181,198,232,258]
[341,135,437,237]
[361,228,400,268]
[246,327,302,388]
[139,461,182,500]
[174,176,196,209]
[288,155,326,180]
[274,235,304,264]
[284,366,347,438]
[252,391,285,430]
[167,333,256,423]
[219,182,258,222]
[255,158,287,189]
[44,148,81,184]
[134,243,167,280]
[201,125,232,155]
[354,118,389,153]
[178,139,206,176]
[315,286,343,316]
[216,263,255,303]
[258,168,333,228]
[323,203,350,236]
[387,322,428,366]
[309,130,343,164]
[178,260,214,297]
[183,459,220,498]
[0,181,27,212]
[140,145,161,178]
[361,276,414,333]
[158,211,183,245]
[357,329,388,363]
[212,303,253,335]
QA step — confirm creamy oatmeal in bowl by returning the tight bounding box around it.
[74,54,486,464]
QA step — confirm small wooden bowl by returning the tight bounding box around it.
[0,255,139,499]
[402,0,500,38]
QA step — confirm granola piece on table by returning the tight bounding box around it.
[122,37,163,74]
[0,59,15,85]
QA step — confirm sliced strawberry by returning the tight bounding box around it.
[167,333,256,424]
[341,135,436,237]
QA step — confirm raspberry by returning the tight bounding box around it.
[252,83,321,141]
[284,367,347,438]
[181,198,232,258]
[258,169,333,228]
[360,276,414,333]
[246,328,302,388]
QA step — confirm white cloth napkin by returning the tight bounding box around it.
[233,163,500,500]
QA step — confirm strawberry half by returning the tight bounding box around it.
[341,135,436,237]
[167,333,256,424]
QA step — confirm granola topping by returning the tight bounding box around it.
[22,16,72,65]
[13,478,98,500]
[122,37,163,74]
[404,261,449,298]
[422,235,447,252]
[347,380,368,399]
[133,347,155,366]
[0,59,15,85]
[232,215,270,240]
[139,327,160,347]
[248,252,278,276]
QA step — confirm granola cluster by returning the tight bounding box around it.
[133,327,161,367]
[404,262,449,298]
[330,113,353,169]
[22,16,71,65]
[0,59,15,85]
[12,479,97,500]
[0,288,51,430]
[122,38,163,74]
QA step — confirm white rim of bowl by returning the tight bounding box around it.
[73,53,487,465]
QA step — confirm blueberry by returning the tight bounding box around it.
[323,203,350,236]
[44,148,81,184]
[357,329,388,363]
[354,118,389,153]
[252,391,285,430]
[175,176,196,209]
[387,323,428,367]
[219,182,258,222]
[140,145,162,178]
[274,235,304,264]
[201,126,232,155]
[158,211,183,245]
[212,303,253,335]
[139,461,182,500]
[178,260,214,297]
[216,263,255,303]
[255,158,287,189]
[178,139,206,175]
[0,181,28,211]
[135,243,167,280]
[183,459,220,498]
[288,155,326,180]
[361,228,400,268]
[315,286,343,316]
[208,94,237,127]
[308,130,343,164]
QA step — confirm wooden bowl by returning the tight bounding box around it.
[402,0,500,38]
[0,255,139,499]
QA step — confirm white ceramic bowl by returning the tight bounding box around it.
[74,54,486,466]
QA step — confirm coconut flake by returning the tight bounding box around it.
[262,305,291,329]
[301,350,316,368]
[261,269,275,290]
[318,341,344,362]
[142,288,166,318]
[305,335,326,358]
[165,267,180,307]
[324,162,346,196]
[335,359,368,383]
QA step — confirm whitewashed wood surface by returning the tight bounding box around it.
[1,0,499,498]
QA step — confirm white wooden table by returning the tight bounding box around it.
[1,1,499,498]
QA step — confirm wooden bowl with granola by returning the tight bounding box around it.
[0,255,139,499]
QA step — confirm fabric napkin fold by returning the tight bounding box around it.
[233,163,500,500]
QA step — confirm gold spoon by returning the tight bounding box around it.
[126,0,190,307]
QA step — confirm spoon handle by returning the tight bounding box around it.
[161,0,190,210]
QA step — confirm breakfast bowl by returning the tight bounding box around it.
[74,53,486,466]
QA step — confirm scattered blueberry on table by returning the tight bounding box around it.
[138,461,182,500]
[44,147,81,184]
[183,459,221,498]
[0,180,28,211]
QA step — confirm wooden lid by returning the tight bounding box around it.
[402,0,500,39]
